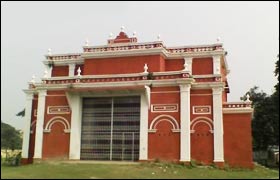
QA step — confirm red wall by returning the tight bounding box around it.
[192,58,213,75]
[42,92,71,159]
[148,121,180,161]
[42,123,70,159]
[52,66,69,77]
[191,122,214,164]
[165,59,184,71]
[223,113,254,168]
[148,86,180,161]
[84,55,165,75]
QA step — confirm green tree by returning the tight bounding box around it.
[1,122,22,159]
[241,56,279,150]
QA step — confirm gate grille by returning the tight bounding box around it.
[81,96,140,161]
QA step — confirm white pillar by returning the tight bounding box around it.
[44,64,53,78]
[179,84,191,162]
[34,90,47,159]
[213,55,221,75]
[183,57,193,74]
[69,64,76,77]
[69,94,82,159]
[139,93,149,160]
[21,92,34,159]
[212,87,224,162]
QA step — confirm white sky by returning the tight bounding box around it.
[1,1,279,130]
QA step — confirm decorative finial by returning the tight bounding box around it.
[109,32,113,39]
[157,34,161,41]
[133,32,137,37]
[44,69,48,78]
[30,75,36,84]
[77,67,82,77]
[246,94,251,102]
[48,48,52,55]
[85,39,89,46]
[121,26,125,32]
[144,64,148,73]
[216,37,221,42]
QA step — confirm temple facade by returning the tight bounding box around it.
[21,28,254,168]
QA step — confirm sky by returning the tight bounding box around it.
[1,1,279,130]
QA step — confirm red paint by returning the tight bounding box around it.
[223,113,254,168]
[191,121,214,164]
[165,59,184,71]
[84,55,165,75]
[42,122,70,159]
[52,66,68,77]
[148,121,180,161]
[192,58,213,75]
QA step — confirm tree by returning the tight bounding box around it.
[241,56,279,150]
[1,122,22,159]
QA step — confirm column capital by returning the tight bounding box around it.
[179,84,191,91]
[38,90,47,97]
[212,54,221,61]
[212,87,223,95]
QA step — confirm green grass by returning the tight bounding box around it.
[1,161,279,179]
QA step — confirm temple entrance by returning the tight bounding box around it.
[80,96,140,161]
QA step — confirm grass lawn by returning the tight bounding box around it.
[1,161,279,179]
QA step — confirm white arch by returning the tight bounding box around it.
[190,116,213,133]
[44,116,70,133]
[149,114,180,133]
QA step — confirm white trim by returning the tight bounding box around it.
[144,85,150,109]
[44,116,71,133]
[151,104,178,113]
[139,93,149,160]
[223,108,253,114]
[212,87,224,162]
[190,117,214,134]
[149,114,180,132]
[213,55,221,75]
[42,72,148,81]
[192,106,211,115]
[47,106,70,114]
[22,92,33,158]
[179,84,191,162]
[68,93,82,160]
[183,57,192,74]
[151,91,180,94]
[34,90,47,159]
[68,64,76,77]
[152,71,182,76]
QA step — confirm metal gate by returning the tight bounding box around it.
[80,96,140,161]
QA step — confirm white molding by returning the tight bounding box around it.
[22,92,34,158]
[42,59,84,66]
[144,85,150,109]
[151,104,178,113]
[68,64,76,77]
[179,83,191,161]
[223,108,253,114]
[42,72,148,81]
[139,93,149,160]
[183,57,192,74]
[34,90,47,159]
[212,87,224,162]
[213,55,221,75]
[47,106,70,114]
[192,106,211,115]
[44,116,71,133]
[149,115,180,132]
[68,93,82,160]
[152,71,182,76]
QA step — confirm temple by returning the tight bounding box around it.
[21,27,254,168]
